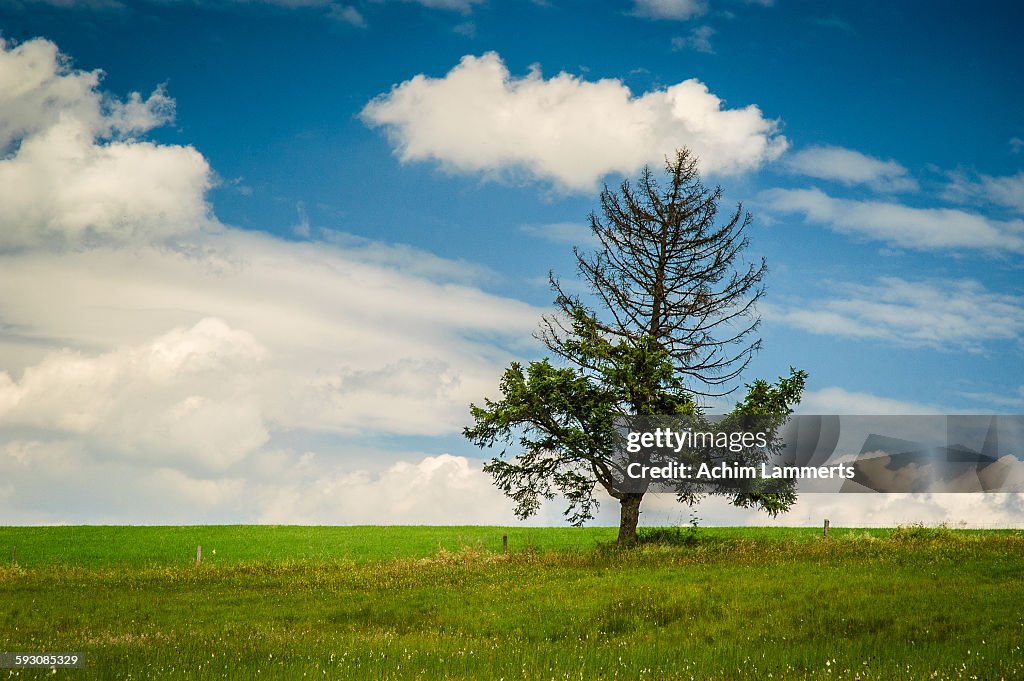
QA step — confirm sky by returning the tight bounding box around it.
[0,0,1022,527]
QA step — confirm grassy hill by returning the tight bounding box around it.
[1,526,1022,679]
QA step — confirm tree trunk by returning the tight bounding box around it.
[617,494,644,544]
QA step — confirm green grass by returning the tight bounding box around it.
[0,525,620,567]
[2,526,1023,679]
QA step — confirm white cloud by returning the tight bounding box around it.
[320,230,496,283]
[327,4,366,26]
[0,37,99,149]
[255,454,519,524]
[631,0,708,21]
[959,386,1024,410]
[946,169,1024,215]
[785,145,918,192]
[146,467,247,510]
[760,187,1024,254]
[519,222,599,247]
[0,436,547,524]
[361,52,788,192]
[0,122,214,250]
[670,25,716,53]
[0,439,525,524]
[453,20,476,38]
[402,0,482,11]
[0,37,214,251]
[0,231,543,441]
[979,172,1024,213]
[705,384,948,417]
[797,387,943,415]
[763,277,1024,352]
[0,318,269,470]
[755,494,1024,529]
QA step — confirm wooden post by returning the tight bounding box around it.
[195,544,202,566]
[10,545,15,566]
[502,534,508,554]
[823,519,830,541]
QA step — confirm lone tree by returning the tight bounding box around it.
[465,149,806,543]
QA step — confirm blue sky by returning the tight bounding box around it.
[0,0,1022,526]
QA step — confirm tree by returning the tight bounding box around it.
[465,149,806,543]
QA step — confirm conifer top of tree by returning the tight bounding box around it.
[541,148,765,399]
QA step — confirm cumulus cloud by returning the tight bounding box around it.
[0,37,214,250]
[785,145,918,192]
[631,0,708,21]
[255,454,518,524]
[361,52,788,192]
[0,318,269,470]
[760,187,1024,254]
[0,440,526,524]
[763,277,1024,352]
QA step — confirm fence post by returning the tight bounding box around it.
[196,544,202,566]
[823,519,830,541]
[502,534,508,554]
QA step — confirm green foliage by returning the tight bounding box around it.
[466,334,809,526]
[725,367,808,517]
[465,308,710,526]
[635,525,700,547]
[544,306,696,416]
[891,522,956,542]
[732,368,809,418]
[465,355,619,525]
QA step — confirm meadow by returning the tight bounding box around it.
[1,525,1022,680]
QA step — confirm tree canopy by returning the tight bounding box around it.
[465,149,807,543]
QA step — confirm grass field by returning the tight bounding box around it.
[1,525,1022,680]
